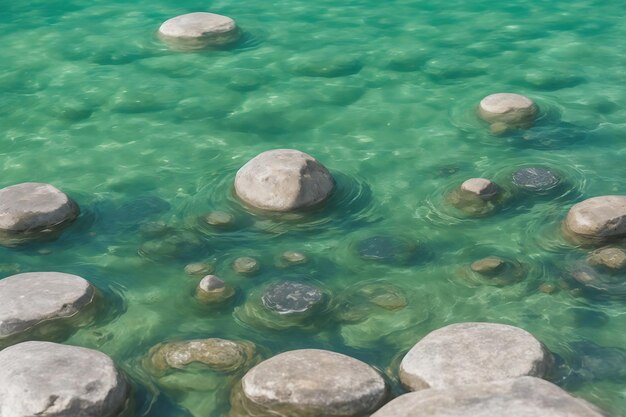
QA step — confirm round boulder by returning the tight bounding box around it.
[262,281,324,315]
[158,12,240,50]
[512,167,561,192]
[564,196,626,245]
[196,275,235,304]
[239,349,387,417]
[399,322,552,390]
[460,178,499,200]
[478,93,538,127]
[234,149,335,212]
[371,377,605,417]
[587,247,626,270]
[0,183,79,244]
[0,341,129,417]
[0,272,95,340]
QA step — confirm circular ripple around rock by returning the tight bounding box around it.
[355,235,418,265]
[564,196,626,246]
[158,12,241,50]
[234,149,335,212]
[0,182,79,245]
[261,281,323,315]
[371,377,605,417]
[0,341,129,417]
[0,272,95,342]
[478,93,538,128]
[238,349,387,417]
[512,167,561,192]
[399,322,553,390]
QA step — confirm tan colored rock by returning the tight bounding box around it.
[587,247,626,270]
[470,256,505,275]
[564,196,626,244]
[478,93,538,127]
[158,12,240,50]
[233,256,260,275]
[461,178,499,200]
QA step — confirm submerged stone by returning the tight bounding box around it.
[204,211,235,227]
[236,349,387,417]
[185,262,215,276]
[512,167,561,192]
[234,149,335,212]
[399,322,553,390]
[261,281,323,315]
[0,182,79,245]
[356,235,417,264]
[282,251,307,264]
[587,247,626,270]
[371,377,605,417]
[470,256,506,275]
[0,272,95,343]
[158,12,240,50]
[233,256,260,275]
[0,341,129,417]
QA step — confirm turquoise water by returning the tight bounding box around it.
[1,0,626,415]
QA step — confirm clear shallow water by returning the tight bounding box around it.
[1,0,626,415]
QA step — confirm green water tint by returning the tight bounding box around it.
[1,0,626,415]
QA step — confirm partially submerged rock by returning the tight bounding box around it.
[371,377,605,417]
[399,322,552,390]
[234,149,335,212]
[564,196,626,245]
[478,93,538,131]
[234,349,387,417]
[0,272,96,344]
[460,178,500,200]
[0,341,129,417]
[196,275,235,304]
[0,182,79,245]
[447,180,504,216]
[470,256,505,275]
[158,12,241,50]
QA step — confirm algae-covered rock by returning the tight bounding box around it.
[195,275,236,304]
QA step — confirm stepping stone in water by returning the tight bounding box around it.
[158,12,241,50]
[261,281,323,315]
[0,341,129,417]
[371,377,606,417]
[478,93,538,130]
[196,275,235,304]
[399,322,553,390]
[0,272,96,344]
[235,349,386,417]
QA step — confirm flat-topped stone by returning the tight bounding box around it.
[240,349,386,417]
[399,322,552,390]
[0,182,79,241]
[196,275,235,304]
[371,377,605,417]
[234,149,335,212]
[0,272,95,339]
[262,281,323,315]
[0,341,129,417]
[565,196,626,244]
[471,256,506,275]
[512,167,560,192]
[233,256,260,275]
[158,12,240,50]
[587,247,626,270]
[478,93,538,127]
[461,178,499,200]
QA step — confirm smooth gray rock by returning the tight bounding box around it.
[261,281,323,315]
[240,349,386,417]
[198,275,225,292]
[0,341,129,417]
[234,149,335,212]
[0,272,95,339]
[371,377,605,417]
[478,93,538,126]
[158,12,240,50]
[461,178,499,200]
[0,182,79,235]
[512,167,560,192]
[399,322,552,390]
[565,196,626,244]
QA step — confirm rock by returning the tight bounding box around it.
[185,262,215,276]
[234,149,335,212]
[282,251,307,264]
[565,196,626,244]
[460,178,499,200]
[233,256,260,275]
[371,377,605,417]
[399,322,552,390]
[148,338,256,373]
[570,265,626,297]
[512,167,561,192]
[470,256,505,275]
[587,247,626,270]
[356,235,417,264]
[261,281,323,315]
[0,272,95,340]
[0,341,129,417]
[0,182,79,244]
[204,211,235,227]
[478,93,538,128]
[196,275,235,304]
[158,12,240,50]
[238,349,386,417]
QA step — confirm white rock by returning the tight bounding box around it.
[158,12,240,50]
[460,178,499,200]
[399,322,552,390]
[565,196,626,244]
[234,149,335,212]
[478,93,538,126]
